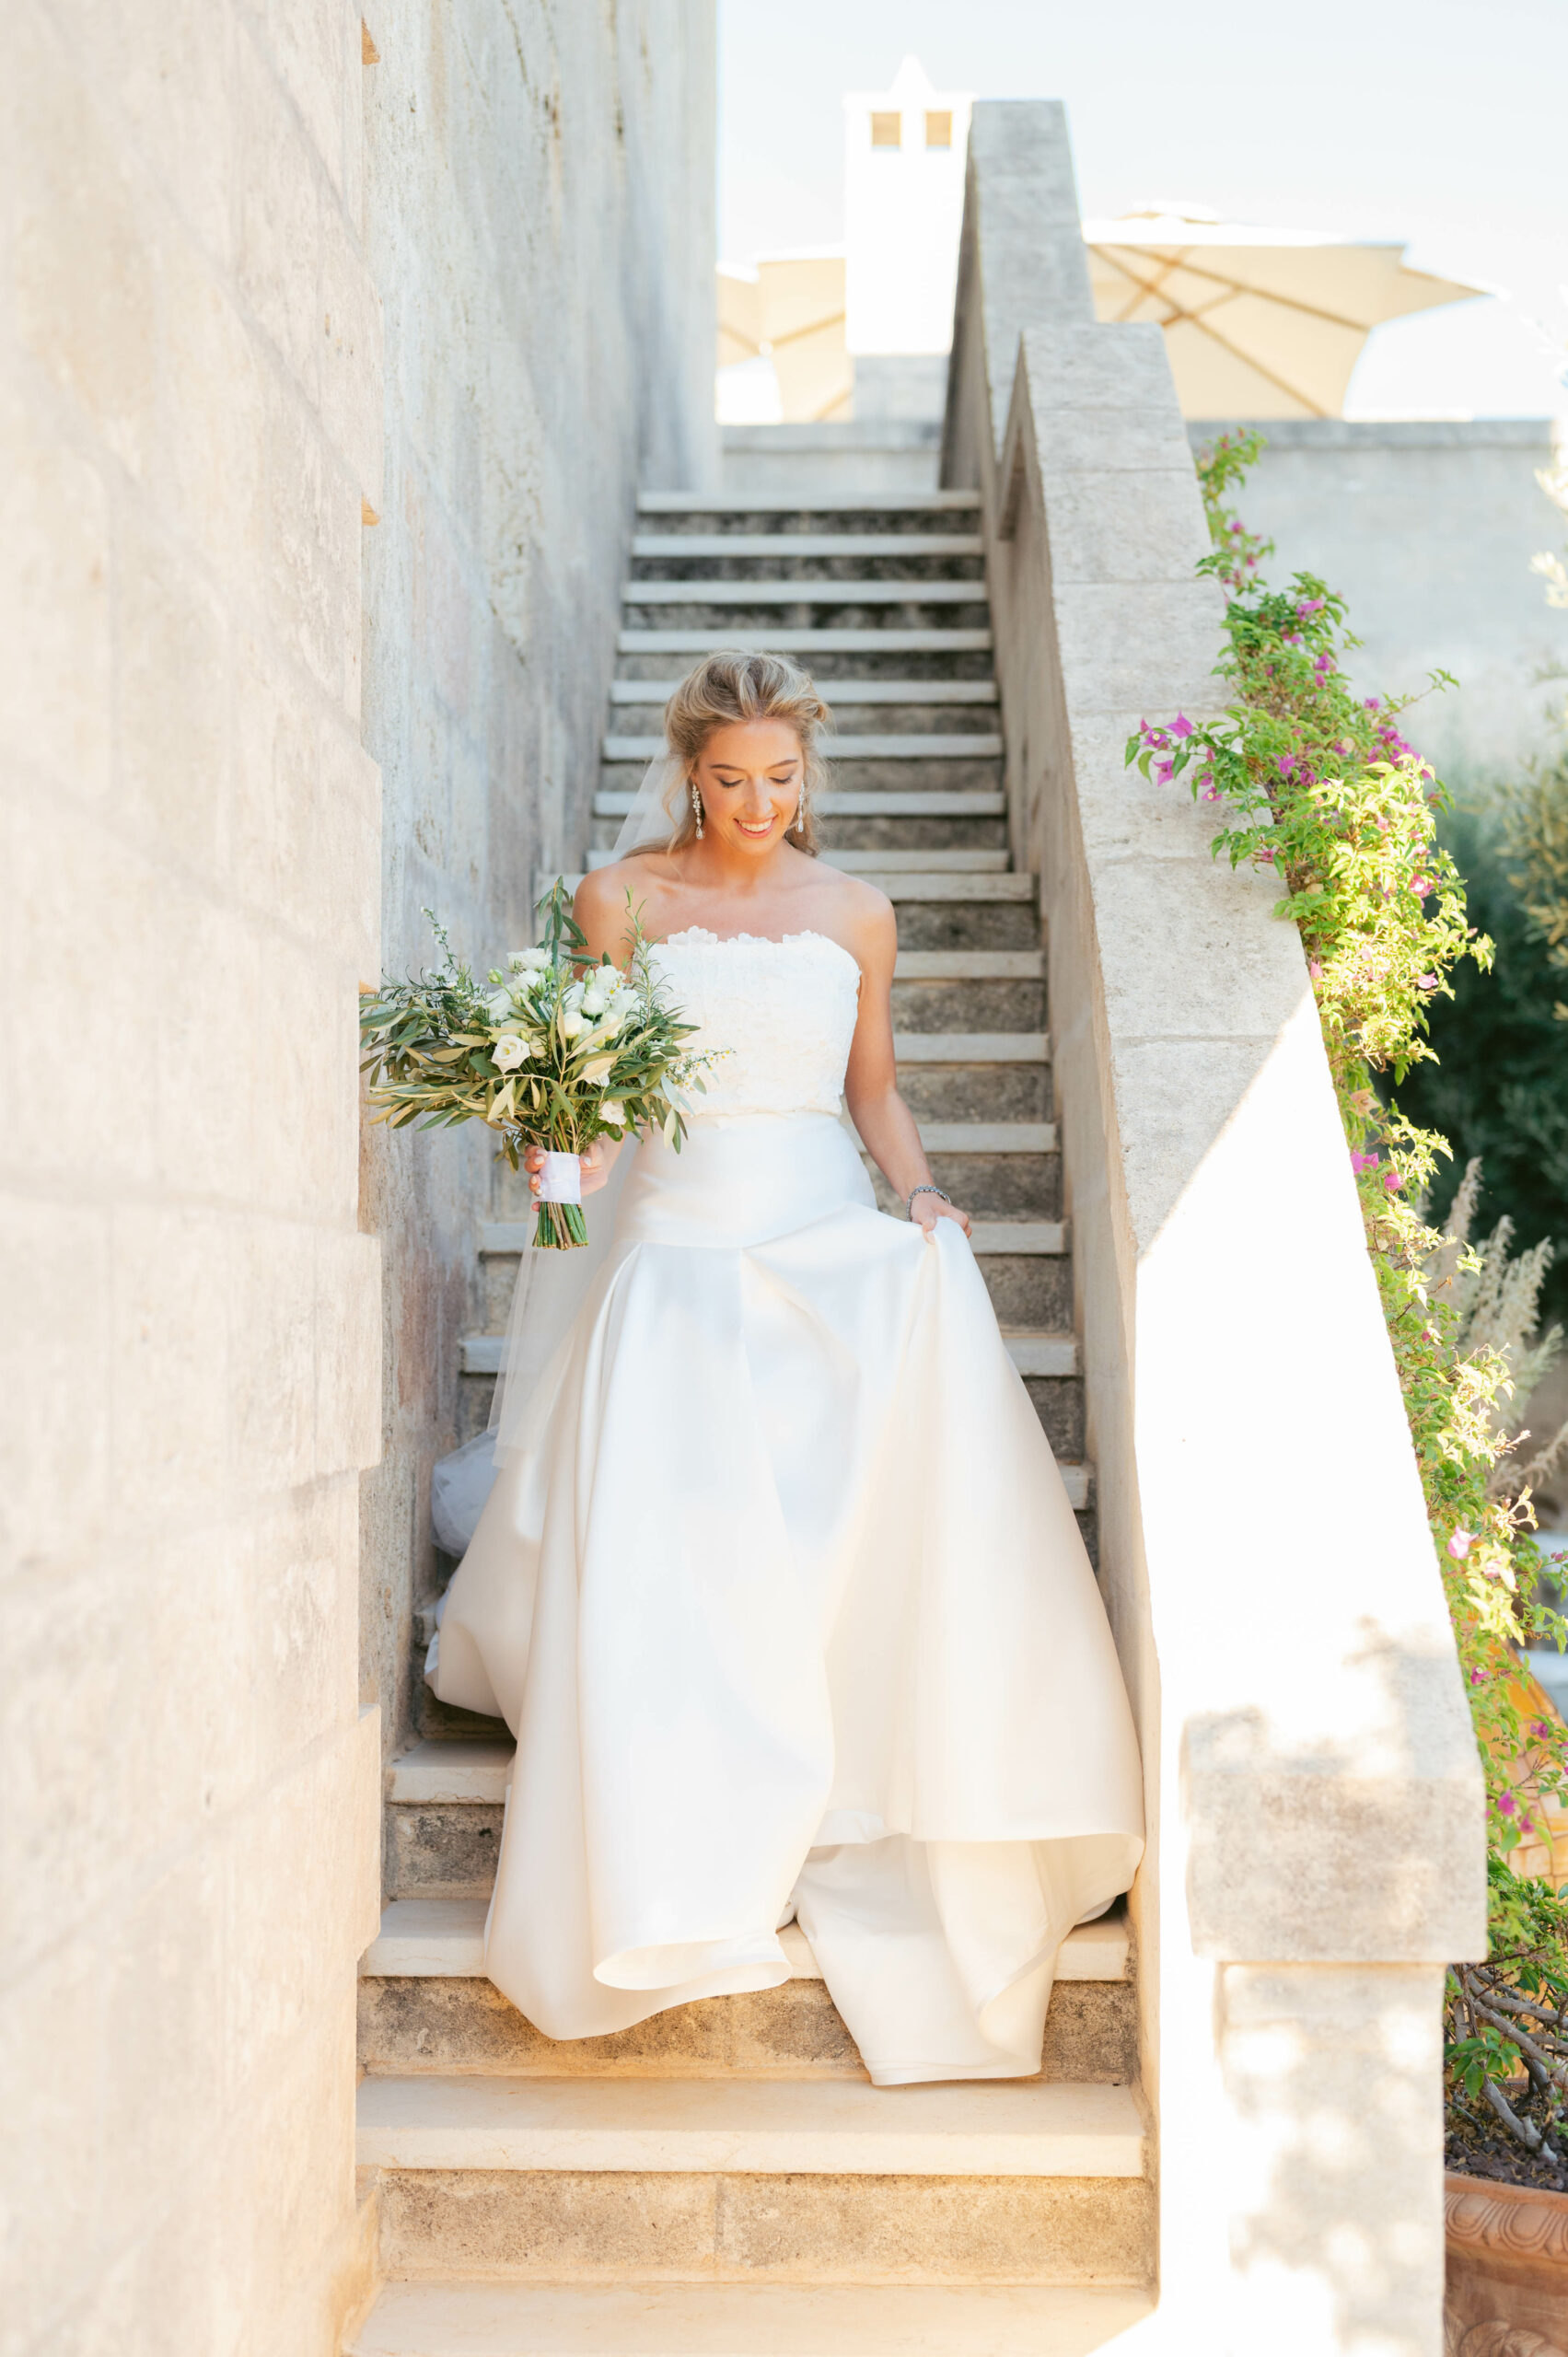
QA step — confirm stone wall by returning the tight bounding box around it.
[357,0,715,1758]
[947,102,1485,2353]
[1191,418,1565,775]
[2,2,384,2349]
[1,1,714,2349]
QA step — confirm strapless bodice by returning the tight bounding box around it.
[649,929,861,1124]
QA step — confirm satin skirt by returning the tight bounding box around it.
[432,1111,1144,2084]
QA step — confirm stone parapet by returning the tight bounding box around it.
[943,97,1487,2357]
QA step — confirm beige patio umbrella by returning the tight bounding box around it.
[717,253,852,423]
[1082,203,1486,418]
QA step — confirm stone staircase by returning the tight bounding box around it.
[348,490,1152,2352]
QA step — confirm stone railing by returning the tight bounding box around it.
[944,100,1486,2356]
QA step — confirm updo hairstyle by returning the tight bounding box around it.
[653,649,830,857]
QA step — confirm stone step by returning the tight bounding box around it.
[822,848,1010,871]
[362,1902,1126,2084]
[366,1895,1125,1980]
[893,950,1042,980]
[609,679,999,706]
[368,2151,1153,2287]
[459,1325,1074,1382]
[624,583,988,610]
[345,2280,1156,2357]
[584,848,1012,873]
[604,734,1004,761]
[633,535,986,561]
[592,791,1005,821]
[618,630,994,656]
[367,1894,1126,1980]
[636,490,981,514]
[900,1121,1055,1153]
[1001,1331,1079,1378]
[474,1213,1066,1258]
[821,816,1010,856]
[569,865,1031,904]
[356,2073,1146,2179]
[870,875,1032,902]
[893,1030,1049,1060]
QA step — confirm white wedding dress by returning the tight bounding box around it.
[430,929,1144,2085]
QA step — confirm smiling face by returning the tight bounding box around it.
[690,718,804,855]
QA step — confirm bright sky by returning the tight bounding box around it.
[717,0,1567,419]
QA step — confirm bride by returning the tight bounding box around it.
[429,649,1144,2087]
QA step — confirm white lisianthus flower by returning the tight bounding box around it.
[560,1008,586,1039]
[512,946,549,972]
[599,1102,626,1128]
[485,989,513,1021]
[492,1035,528,1072]
[581,985,606,1017]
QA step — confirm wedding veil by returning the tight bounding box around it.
[493,745,689,1419]
[433,744,688,1555]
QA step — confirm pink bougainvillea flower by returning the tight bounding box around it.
[1278,754,1296,777]
[1498,1793,1516,1815]
[1171,713,1194,739]
[1470,1668,1486,1687]
[1383,1170,1403,1191]
[1307,958,1323,981]
[1259,844,1276,865]
[1364,695,1381,711]
[1447,1529,1475,1561]
[1351,1151,1380,1173]
[1521,1816,1535,1835]
[1417,973,1438,989]
[1155,760,1174,785]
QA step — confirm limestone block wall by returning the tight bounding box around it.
[946,102,1485,2353]
[356,0,716,1752]
[2,3,384,2351]
[1190,418,1566,776]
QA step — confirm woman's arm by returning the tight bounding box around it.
[842,898,971,1239]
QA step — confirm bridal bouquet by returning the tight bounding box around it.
[358,881,715,1246]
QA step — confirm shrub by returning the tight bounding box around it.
[1128,431,1568,2175]
[1399,797,1568,1325]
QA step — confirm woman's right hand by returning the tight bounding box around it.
[524,1136,621,1199]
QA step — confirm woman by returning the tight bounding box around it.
[431,650,1144,2086]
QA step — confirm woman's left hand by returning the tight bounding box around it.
[911,1191,971,1241]
[524,1136,619,1198]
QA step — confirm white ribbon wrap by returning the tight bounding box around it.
[537,1151,582,1204]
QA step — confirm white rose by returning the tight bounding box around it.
[492,1035,528,1072]
[599,1102,626,1128]
[511,946,549,972]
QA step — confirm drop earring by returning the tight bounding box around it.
[794,799,806,837]
[691,783,703,839]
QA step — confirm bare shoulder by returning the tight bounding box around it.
[574,856,672,959]
[813,864,896,972]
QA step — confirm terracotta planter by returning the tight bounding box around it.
[1446,2168,1568,2353]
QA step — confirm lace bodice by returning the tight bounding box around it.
[649,930,861,1123]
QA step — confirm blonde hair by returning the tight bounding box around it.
[647,649,830,857]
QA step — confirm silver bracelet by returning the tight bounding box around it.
[906,1184,951,1217]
